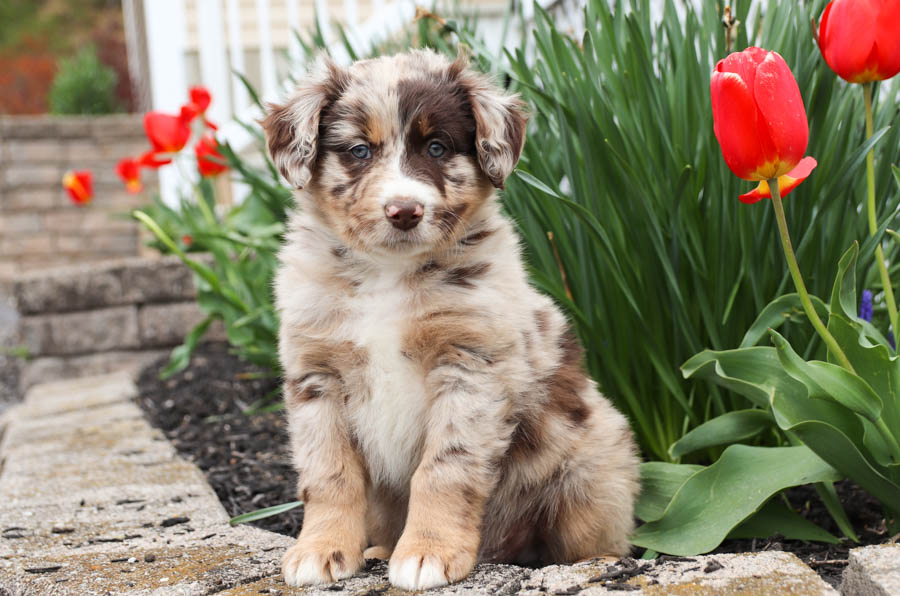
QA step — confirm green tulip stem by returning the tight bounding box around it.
[864,82,899,343]
[769,177,856,374]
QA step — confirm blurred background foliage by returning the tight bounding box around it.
[49,45,122,114]
[0,0,133,114]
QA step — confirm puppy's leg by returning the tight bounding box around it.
[282,375,367,586]
[541,396,639,562]
[388,364,513,590]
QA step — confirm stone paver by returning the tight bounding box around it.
[842,544,900,596]
[519,552,838,595]
[2,370,890,595]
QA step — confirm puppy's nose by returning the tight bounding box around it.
[384,199,424,230]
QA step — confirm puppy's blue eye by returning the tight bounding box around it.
[350,144,371,159]
[427,141,446,158]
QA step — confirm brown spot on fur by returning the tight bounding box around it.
[508,414,543,458]
[330,551,345,566]
[432,444,471,466]
[445,263,490,288]
[405,310,508,372]
[285,377,323,406]
[460,228,495,246]
[397,75,477,194]
[290,339,369,382]
[546,332,590,426]
[534,309,551,335]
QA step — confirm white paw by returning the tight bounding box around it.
[388,554,450,590]
[282,542,360,586]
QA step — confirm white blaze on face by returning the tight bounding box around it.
[376,151,442,211]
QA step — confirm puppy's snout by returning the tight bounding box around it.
[384,199,424,231]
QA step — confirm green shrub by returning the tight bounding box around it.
[49,45,121,114]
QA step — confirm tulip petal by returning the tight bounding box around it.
[189,86,212,113]
[139,151,173,168]
[874,0,900,81]
[144,111,192,153]
[821,0,877,82]
[753,51,808,177]
[712,70,765,180]
[738,156,817,204]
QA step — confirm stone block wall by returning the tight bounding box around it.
[8,255,223,393]
[0,114,157,279]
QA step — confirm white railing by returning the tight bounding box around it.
[142,0,576,205]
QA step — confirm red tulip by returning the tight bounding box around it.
[62,170,93,205]
[711,47,815,198]
[195,133,228,177]
[818,0,900,83]
[144,107,193,153]
[116,158,142,194]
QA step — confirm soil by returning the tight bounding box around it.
[135,343,895,589]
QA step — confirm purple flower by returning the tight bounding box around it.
[859,289,874,322]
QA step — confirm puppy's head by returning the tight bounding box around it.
[262,50,527,255]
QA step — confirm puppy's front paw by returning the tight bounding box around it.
[282,539,363,586]
[388,538,477,590]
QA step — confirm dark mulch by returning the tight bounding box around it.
[134,343,894,589]
[135,342,303,537]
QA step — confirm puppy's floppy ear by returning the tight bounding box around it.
[262,56,349,189]
[457,57,528,189]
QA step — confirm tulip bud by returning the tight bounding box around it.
[711,47,810,182]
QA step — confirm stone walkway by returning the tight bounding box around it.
[0,372,896,595]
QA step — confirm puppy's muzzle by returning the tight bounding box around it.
[384,199,424,231]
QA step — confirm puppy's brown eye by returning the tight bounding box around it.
[427,141,446,158]
[350,144,372,159]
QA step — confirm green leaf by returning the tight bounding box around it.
[815,481,859,542]
[160,316,214,379]
[631,445,840,555]
[829,242,859,320]
[739,293,829,349]
[229,501,303,525]
[682,347,803,410]
[636,461,703,522]
[727,499,838,544]
[669,409,772,459]
[769,330,883,423]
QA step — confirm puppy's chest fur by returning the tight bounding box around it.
[342,269,429,488]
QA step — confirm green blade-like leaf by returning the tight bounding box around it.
[669,409,773,459]
[229,501,303,525]
[631,445,840,556]
[635,462,703,523]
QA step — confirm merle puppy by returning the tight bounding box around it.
[263,49,639,591]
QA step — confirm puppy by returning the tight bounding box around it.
[263,49,640,591]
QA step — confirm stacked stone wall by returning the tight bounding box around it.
[0,114,156,279]
[8,255,221,393]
